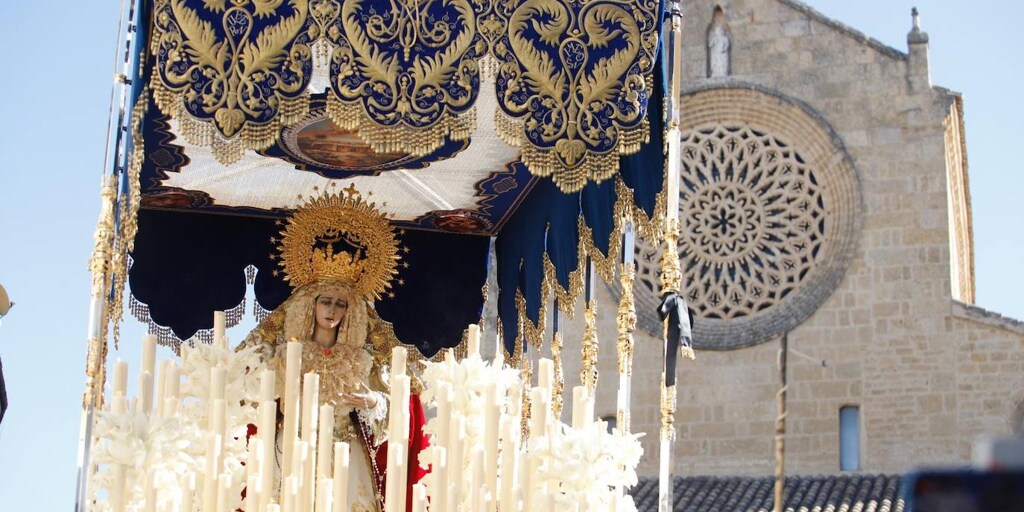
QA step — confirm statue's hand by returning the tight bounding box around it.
[339,391,377,410]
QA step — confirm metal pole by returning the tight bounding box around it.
[76,0,137,509]
[773,333,789,512]
[616,222,636,433]
[659,2,684,510]
[76,177,118,512]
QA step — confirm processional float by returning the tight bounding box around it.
[78,0,693,511]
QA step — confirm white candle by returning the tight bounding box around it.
[499,418,518,512]
[283,476,299,512]
[141,334,156,412]
[202,434,221,512]
[142,334,157,381]
[245,475,259,512]
[155,360,168,417]
[386,444,405,512]
[215,473,231,512]
[302,373,321,442]
[293,441,309,511]
[212,399,226,439]
[111,465,126,512]
[484,383,500,512]
[247,436,259,486]
[446,487,458,512]
[466,324,480,358]
[537,359,554,390]
[143,473,157,512]
[530,388,548,439]
[317,404,335,481]
[259,401,277,512]
[301,373,321,512]
[446,416,465,512]
[433,384,452,510]
[332,442,350,512]
[385,373,411,512]
[411,483,428,512]
[316,478,334,512]
[112,359,128,398]
[163,397,178,419]
[429,447,448,512]
[470,448,484,512]
[584,394,594,427]
[435,383,452,453]
[166,361,180,402]
[213,311,227,349]
[180,472,195,512]
[282,341,303,489]
[139,371,154,414]
[260,369,276,402]
[391,346,407,377]
[572,386,587,429]
[483,490,494,512]
[210,366,226,402]
[266,504,281,512]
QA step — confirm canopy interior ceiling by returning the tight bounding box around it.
[118,0,669,355]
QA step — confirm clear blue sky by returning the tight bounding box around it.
[0,1,1020,510]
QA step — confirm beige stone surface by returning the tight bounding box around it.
[530,0,1024,477]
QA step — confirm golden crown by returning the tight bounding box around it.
[275,185,402,300]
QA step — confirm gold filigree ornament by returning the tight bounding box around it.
[276,185,401,300]
[322,0,488,157]
[493,0,661,192]
[151,0,315,164]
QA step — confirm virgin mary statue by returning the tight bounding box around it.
[237,188,429,512]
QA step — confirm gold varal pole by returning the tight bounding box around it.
[77,176,118,512]
[77,1,138,507]
[616,222,636,433]
[659,1,685,511]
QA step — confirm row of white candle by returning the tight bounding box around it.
[97,316,626,512]
[415,324,610,512]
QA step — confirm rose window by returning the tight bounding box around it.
[625,87,862,349]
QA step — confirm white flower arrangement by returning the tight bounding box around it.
[529,422,645,512]
[419,350,520,448]
[90,407,198,511]
[90,342,266,511]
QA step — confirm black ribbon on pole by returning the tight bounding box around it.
[658,292,694,387]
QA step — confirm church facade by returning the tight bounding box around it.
[544,0,1024,477]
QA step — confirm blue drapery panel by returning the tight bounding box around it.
[495,52,667,354]
[129,209,488,354]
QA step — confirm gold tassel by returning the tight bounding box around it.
[616,260,637,432]
[551,331,564,419]
[580,298,599,392]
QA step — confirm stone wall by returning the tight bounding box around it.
[535,0,1024,477]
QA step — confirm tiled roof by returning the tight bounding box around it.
[629,474,904,512]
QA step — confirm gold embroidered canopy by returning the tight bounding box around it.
[149,0,663,191]
[98,0,670,354]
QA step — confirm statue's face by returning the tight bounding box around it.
[314,290,349,332]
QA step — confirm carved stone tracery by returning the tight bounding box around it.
[628,86,862,349]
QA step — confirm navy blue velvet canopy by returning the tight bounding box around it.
[118,0,669,356]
